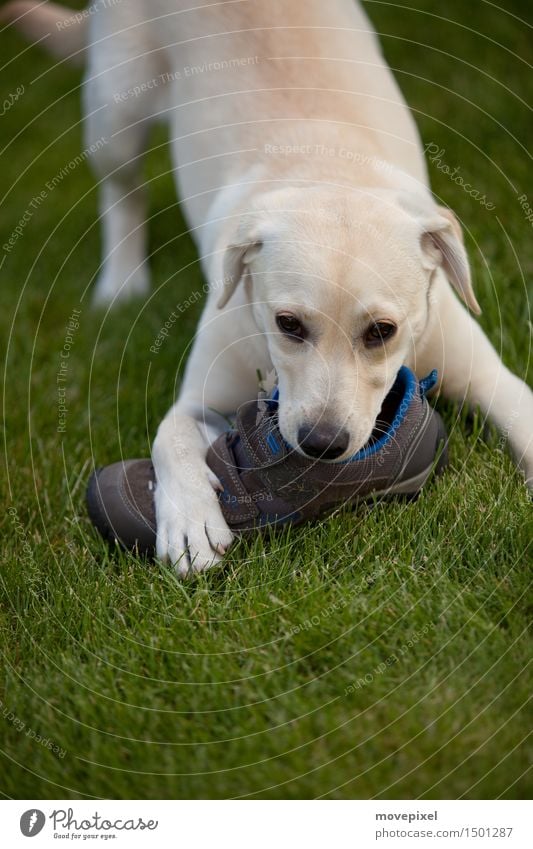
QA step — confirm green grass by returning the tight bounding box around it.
[0,0,531,799]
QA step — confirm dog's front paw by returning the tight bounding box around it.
[154,481,234,577]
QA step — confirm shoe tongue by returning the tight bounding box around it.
[233,397,291,471]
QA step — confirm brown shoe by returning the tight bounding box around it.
[87,367,447,553]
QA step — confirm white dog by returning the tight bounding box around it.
[5,0,532,574]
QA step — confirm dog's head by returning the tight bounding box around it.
[218,187,478,460]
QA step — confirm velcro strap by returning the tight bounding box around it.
[207,435,259,524]
[237,403,289,469]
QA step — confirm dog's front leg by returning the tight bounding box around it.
[152,305,264,575]
[421,282,533,488]
[152,403,234,576]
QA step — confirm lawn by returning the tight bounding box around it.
[0,0,531,799]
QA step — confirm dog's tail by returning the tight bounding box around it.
[1,2,87,65]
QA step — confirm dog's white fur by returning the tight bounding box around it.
[5,0,532,574]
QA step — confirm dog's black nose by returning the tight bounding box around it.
[297,424,349,460]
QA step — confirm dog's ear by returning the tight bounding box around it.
[218,188,299,307]
[218,231,263,308]
[420,206,481,314]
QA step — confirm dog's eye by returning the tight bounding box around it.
[276,313,305,340]
[364,321,397,347]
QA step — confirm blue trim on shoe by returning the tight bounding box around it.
[343,366,417,462]
[266,432,281,454]
[419,368,438,396]
[266,386,279,410]
[263,366,437,464]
